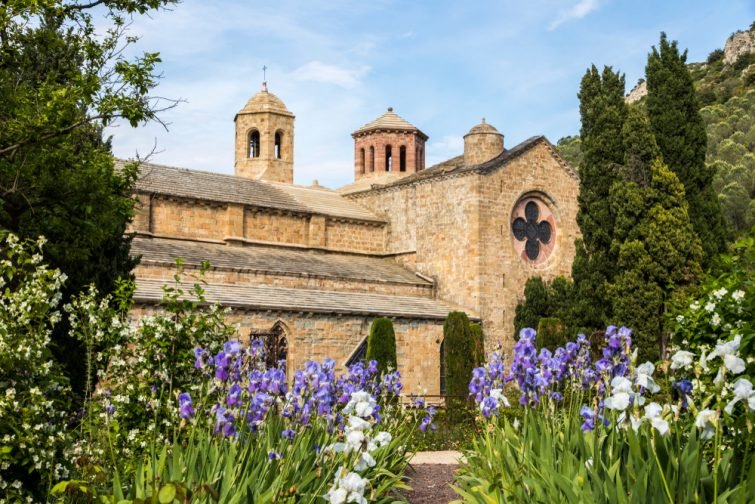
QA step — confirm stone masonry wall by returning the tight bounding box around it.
[235,111,294,184]
[131,305,446,395]
[245,210,309,244]
[325,220,385,253]
[151,198,225,241]
[478,142,580,352]
[354,131,424,180]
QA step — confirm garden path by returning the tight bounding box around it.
[401,451,463,503]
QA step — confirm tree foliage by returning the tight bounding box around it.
[0,0,177,394]
[470,322,485,368]
[646,33,728,263]
[366,317,397,373]
[443,312,475,401]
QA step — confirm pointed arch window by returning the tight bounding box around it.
[248,130,260,158]
[275,131,282,159]
[346,338,368,367]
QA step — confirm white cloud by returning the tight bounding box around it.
[548,0,602,31]
[291,61,370,88]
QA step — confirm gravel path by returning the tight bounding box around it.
[400,463,459,503]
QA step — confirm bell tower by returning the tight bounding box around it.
[234,82,295,184]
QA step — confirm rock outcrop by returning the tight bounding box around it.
[724,29,755,65]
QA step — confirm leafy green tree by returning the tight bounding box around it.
[514,277,550,334]
[0,1,177,394]
[366,317,397,373]
[536,317,567,349]
[646,33,728,263]
[556,135,583,169]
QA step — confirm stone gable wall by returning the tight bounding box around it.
[477,142,580,351]
[131,305,445,394]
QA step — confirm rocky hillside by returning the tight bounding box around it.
[557,22,755,235]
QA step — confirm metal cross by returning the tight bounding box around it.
[262,65,267,81]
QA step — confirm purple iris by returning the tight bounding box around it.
[227,383,243,407]
[224,340,241,355]
[178,392,194,420]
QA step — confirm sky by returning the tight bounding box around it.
[108,0,754,188]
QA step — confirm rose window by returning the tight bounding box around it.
[511,199,555,262]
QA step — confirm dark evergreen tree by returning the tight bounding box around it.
[536,318,568,349]
[572,65,628,330]
[646,33,728,264]
[514,277,550,335]
[443,312,475,405]
[469,323,485,368]
[365,317,397,373]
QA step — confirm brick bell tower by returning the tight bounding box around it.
[234,82,295,184]
[351,107,428,181]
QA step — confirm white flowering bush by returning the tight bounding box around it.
[0,235,72,503]
[668,236,754,358]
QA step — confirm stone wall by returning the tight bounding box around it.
[234,110,294,184]
[131,195,389,255]
[477,141,580,351]
[131,305,446,394]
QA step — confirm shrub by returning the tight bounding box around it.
[707,48,724,64]
[470,322,485,367]
[366,317,397,373]
[443,312,475,411]
[537,317,567,349]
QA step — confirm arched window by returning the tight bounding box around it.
[439,339,446,396]
[359,148,366,174]
[399,145,406,172]
[346,338,368,367]
[248,130,260,158]
[369,146,375,172]
[385,145,393,172]
[274,131,282,159]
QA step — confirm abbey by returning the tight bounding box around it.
[128,83,580,395]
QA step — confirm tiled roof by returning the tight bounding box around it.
[353,107,428,138]
[237,83,293,117]
[134,279,474,320]
[344,136,571,194]
[128,161,383,222]
[132,236,429,286]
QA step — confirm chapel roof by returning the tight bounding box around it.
[132,236,430,286]
[352,107,428,139]
[134,278,476,320]
[236,82,293,117]
[464,118,502,137]
[341,135,576,194]
[127,160,383,223]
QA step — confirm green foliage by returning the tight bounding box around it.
[0,235,73,502]
[556,135,583,169]
[668,235,754,356]
[0,0,179,396]
[537,317,568,349]
[646,33,729,264]
[453,410,755,503]
[407,407,478,452]
[514,277,550,334]
[366,317,397,373]
[469,323,485,368]
[609,159,703,361]
[443,312,475,404]
[707,48,725,64]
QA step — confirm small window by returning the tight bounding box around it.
[346,339,368,367]
[399,145,406,172]
[274,131,282,159]
[439,339,446,395]
[360,148,366,174]
[369,146,375,172]
[385,145,392,172]
[248,130,260,158]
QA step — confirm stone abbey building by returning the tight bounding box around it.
[128,82,580,395]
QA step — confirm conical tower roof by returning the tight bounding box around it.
[237,82,293,117]
[352,107,427,139]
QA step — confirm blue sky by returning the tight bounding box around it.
[109,0,753,188]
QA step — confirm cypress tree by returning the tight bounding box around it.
[514,277,550,335]
[646,33,728,264]
[443,311,474,404]
[572,65,628,330]
[365,317,397,373]
[469,322,485,367]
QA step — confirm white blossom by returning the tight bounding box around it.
[670,350,695,370]
[724,379,755,415]
[695,409,719,440]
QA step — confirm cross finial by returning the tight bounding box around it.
[263,65,267,81]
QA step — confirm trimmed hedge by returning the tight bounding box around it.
[366,317,397,373]
[536,317,567,350]
[443,312,474,402]
[470,322,485,367]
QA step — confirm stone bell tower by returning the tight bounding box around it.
[234,82,295,184]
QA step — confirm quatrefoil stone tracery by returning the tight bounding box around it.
[512,201,553,261]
